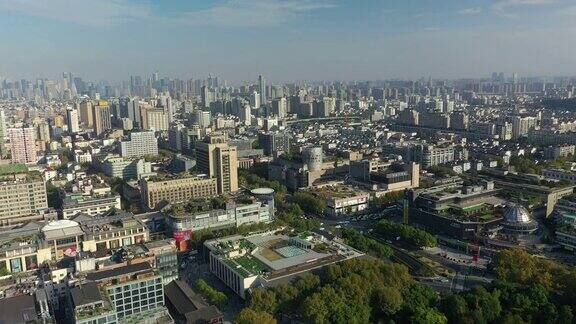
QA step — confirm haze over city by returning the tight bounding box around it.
[3,1,576,324]
[2,0,576,82]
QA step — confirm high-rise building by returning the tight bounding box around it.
[258,75,267,105]
[271,97,288,118]
[36,122,51,143]
[201,86,215,108]
[511,116,537,139]
[196,135,239,195]
[66,108,80,133]
[120,131,158,158]
[146,108,169,131]
[192,110,211,128]
[313,97,336,117]
[250,91,261,109]
[92,101,111,136]
[53,115,65,128]
[0,110,6,155]
[79,100,93,127]
[9,127,37,164]
[239,104,252,126]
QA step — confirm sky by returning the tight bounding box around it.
[1,0,576,83]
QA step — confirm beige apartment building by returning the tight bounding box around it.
[140,175,217,210]
[0,172,48,226]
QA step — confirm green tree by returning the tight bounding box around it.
[292,192,326,215]
[558,306,574,324]
[410,307,448,324]
[401,283,438,315]
[439,294,468,323]
[236,308,277,324]
[295,273,321,296]
[463,286,501,323]
[373,286,403,316]
[249,289,278,314]
[273,283,299,312]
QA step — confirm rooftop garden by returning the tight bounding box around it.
[439,205,501,222]
[308,185,363,199]
[168,197,226,216]
[0,164,27,176]
[233,254,268,274]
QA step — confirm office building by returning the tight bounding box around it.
[120,131,158,158]
[9,127,37,164]
[85,263,170,322]
[196,135,239,195]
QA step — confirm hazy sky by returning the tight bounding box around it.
[1,0,576,83]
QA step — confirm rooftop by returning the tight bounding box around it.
[70,282,103,307]
[0,294,38,324]
[309,185,368,199]
[164,280,223,323]
[86,262,152,282]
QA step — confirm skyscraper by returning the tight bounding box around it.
[201,86,215,108]
[258,75,267,105]
[250,91,261,109]
[93,101,112,136]
[0,110,6,155]
[79,100,93,127]
[196,134,238,195]
[9,127,37,164]
[66,108,80,133]
[271,97,288,118]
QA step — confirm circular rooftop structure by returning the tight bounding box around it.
[42,219,80,232]
[504,204,531,224]
[251,187,275,195]
[502,203,537,235]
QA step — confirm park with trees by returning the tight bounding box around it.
[234,248,576,324]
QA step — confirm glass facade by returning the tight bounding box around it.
[106,276,164,319]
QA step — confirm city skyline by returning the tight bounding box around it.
[2,0,576,82]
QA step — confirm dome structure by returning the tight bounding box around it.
[504,204,531,224]
[501,203,538,235]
